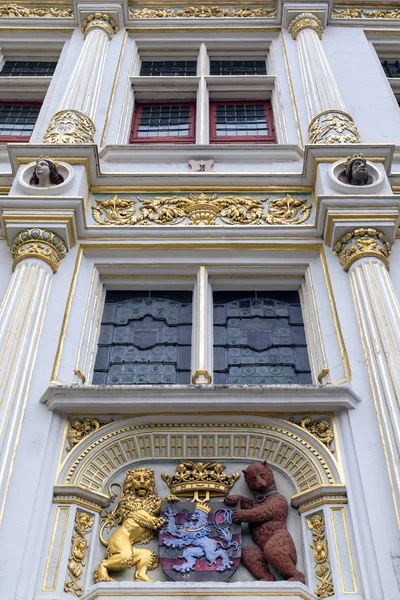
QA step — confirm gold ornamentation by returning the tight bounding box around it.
[64,511,94,596]
[130,6,276,19]
[162,460,240,502]
[92,193,312,226]
[0,4,73,18]
[94,468,175,583]
[332,7,400,20]
[334,228,391,271]
[67,418,104,452]
[81,13,118,39]
[11,228,67,272]
[288,12,324,39]
[191,369,212,384]
[43,110,95,145]
[306,514,334,599]
[308,110,362,144]
[289,418,334,452]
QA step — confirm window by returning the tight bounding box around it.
[0,102,41,141]
[0,60,57,77]
[130,102,196,143]
[93,291,193,385]
[381,60,400,78]
[140,60,197,76]
[210,60,267,76]
[213,291,312,385]
[210,101,275,143]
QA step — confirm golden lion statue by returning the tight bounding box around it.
[94,467,175,583]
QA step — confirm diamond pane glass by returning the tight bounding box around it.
[0,61,57,76]
[210,60,267,75]
[0,104,40,136]
[93,291,192,385]
[140,60,197,76]
[215,103,268,136]
[213,291,312,385]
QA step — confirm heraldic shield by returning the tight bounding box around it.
[159,500,241,581]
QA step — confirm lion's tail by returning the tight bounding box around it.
[99,521,109,547]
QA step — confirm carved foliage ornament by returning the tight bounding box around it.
[64,511,94,596]
[306,514,334,599]
[81,13,118,39]
[334,228,391,271]
[308,110,362,145]
[11,228,67,272]
[0,3,73,18]
[67,418,105,452]
[288,12,324,39]
[332,7,400,20]
[92,193,312,227]
[43,110,95,145]
[289,417,334,452]
[130,6,276,19]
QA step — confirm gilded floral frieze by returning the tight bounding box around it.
[91,192,313,227]
[130,6,276,19]
[332,6,400,19]
[0,3,73,18]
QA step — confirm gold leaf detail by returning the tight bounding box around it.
[64,511,94,596]
[306,513,334,599]
[0,4,73,18]
[130,6,276,19]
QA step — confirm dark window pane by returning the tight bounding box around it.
[0,104,39,136]
[140,60,197,76]
[381,60,400,78]
[210,60,267,76]
[213,291,312,385]
[136,104,191,138]
[0,61,57,77]
[93,291,192,385]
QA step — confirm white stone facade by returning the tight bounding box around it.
[0,1,399,600]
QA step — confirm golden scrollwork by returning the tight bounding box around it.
[334,227,391,272]
[43,109,95,145]
[94,468,175,583]
[308,110,362,145]
[332,7,400,20]
[81,13,118,39]
[306,514,334,599]
[162,460,240,502]
[0,3,73,18]
[11,228,67,272]
[64,511,94,597]
[92,193,312,226]
[67,418,104,452]
[288,12,324,39]
[130,6,276,19]
[289,418,334,452]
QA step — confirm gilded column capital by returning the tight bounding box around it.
[11,228,67,272]
[288,12,324,39]
[334,228,391,272]
[43,109,95,144]
[308,109,362,144]
[81,13,118,40]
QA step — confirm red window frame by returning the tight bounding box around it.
[210,100,276,144]
[130,102,196,144]
[0,101,41,142]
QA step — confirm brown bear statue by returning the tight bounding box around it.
[225,461,305,583]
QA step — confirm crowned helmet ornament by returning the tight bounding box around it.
[162,460,240,502]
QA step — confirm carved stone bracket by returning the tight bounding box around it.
[81,13,118,39]
[308,110,362,145]
[64,511,94,596]
[288,12,324,39]
[334,228,391,271]
[130,6,276,19]
[43,109,95,145]
[11,228,67,272]
[306,514,334,599]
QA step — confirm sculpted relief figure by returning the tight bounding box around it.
[339,153,373,186]
[29,157,64,187]
[225,461,305,583]
[94,468,177,583]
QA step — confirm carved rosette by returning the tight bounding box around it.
[306,514,334,599]
[308,110,362,144]
[334,228,391,272]
[81,13,118,39]
[43,109,95,144]
[11,228,67,272]
[288,12,324,39]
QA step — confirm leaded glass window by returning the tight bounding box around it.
[0,60,57,77]
[210,60,267,76]
[213,291,312,385]
[93,291,192,385]
[140,60,197,76]
[0,103,40,138]
[130,103,196,143]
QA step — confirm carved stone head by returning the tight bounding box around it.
[29,157,64,187]
[340,153,373,186]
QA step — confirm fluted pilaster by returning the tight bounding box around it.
[335,228,400,527]
[289,13,361,144]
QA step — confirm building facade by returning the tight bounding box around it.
[0,0,399,599]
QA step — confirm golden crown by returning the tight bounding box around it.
[344,153,366,172]
[162,461,240,501]
[195,501,212,514]
[36,156,59,170]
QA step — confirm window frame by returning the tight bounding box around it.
[0,100,41,142]
[209,100,276,144]
[129,101,196,144]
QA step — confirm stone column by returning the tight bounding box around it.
[334,228,400,525]
[288,13,361,144]
[43,13,117,144]
[0,229,67,524]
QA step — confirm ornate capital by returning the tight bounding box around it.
[11,229,67,272]
[82,13,118,39]
[288,12,324,39]
[43,109,95,144]
[308,110,362,145]
[334,228,391,272]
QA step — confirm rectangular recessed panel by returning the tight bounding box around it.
[210,60,267,75]
[140,60,197,76]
